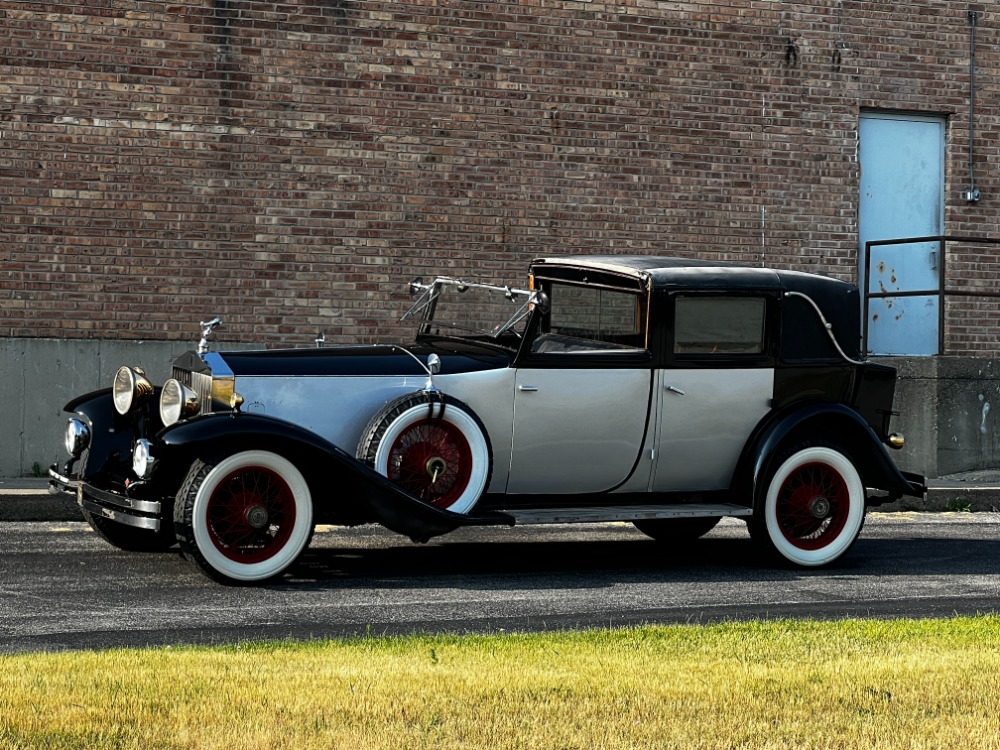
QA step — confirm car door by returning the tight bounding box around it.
[506,282,653,494]
[651,293,775,492]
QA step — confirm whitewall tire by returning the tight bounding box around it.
[358,394,492,514]
[174,450,314,584]
[755,445,866,567]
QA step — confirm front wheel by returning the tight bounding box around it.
[173,450,314,584]
[750,444,866,567]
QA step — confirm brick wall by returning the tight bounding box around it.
[1,1,998,352]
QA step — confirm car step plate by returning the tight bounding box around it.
[502,503,753,526]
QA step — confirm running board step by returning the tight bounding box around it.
[502,504,753,526]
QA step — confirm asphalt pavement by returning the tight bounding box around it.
[4,473,1000,522]
[4,513,1000,653]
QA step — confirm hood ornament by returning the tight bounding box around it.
[198,317,222,356]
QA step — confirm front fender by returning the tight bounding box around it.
[155,412,512,541]
[733,402,924,504]
[61,388,164,485]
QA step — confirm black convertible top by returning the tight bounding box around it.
[531,255,856,296]
[532,255,862,359]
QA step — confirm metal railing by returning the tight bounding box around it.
[863,235,1000,355]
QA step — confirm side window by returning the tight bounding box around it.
[674,296,766,355]
[531,284,647,354]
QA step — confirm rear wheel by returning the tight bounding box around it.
[750,444,866,567]
[633,516,721,543]
[358,393,492,514]
[173,450,314,584]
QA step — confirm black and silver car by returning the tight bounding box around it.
[49,255,925,584]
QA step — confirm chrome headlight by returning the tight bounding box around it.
[160,378,200,426]
[112,366,153,416]
[64,418,90,457]
[132,439,155,480]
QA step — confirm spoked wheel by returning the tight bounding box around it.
[750,444,866,567]
[174,450,314,584]
[358,393,492,514]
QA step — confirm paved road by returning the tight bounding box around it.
[2,513,999,653]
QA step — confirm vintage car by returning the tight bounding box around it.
[49,255,925,584]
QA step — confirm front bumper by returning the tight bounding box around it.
[48,465,162,531]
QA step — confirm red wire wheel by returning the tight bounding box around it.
[774,460,850,551]
[387,419,474,508]
[756,445,866,567]
[359,394,493,515]
[205,465,298,563]
[176,450,314,583]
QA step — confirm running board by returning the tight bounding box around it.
[502,503,753,526]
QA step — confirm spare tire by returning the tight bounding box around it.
[357,393,492,514]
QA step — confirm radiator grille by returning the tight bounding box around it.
[172,367,217,414]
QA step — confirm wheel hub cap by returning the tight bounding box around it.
[244,504,269,530]
[809,496,831,519]
[425,456,448,483]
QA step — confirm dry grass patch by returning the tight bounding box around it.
[2,617,1000,749]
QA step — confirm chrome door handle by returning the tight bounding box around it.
[518,385,539,392]
[666,385,686,395]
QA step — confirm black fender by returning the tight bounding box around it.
[59,388,164,485]
[732,401,924,506]
[154,412,513,541]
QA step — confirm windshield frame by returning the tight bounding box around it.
[401,277,539,348]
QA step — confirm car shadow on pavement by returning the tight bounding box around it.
[285,531,1000,590]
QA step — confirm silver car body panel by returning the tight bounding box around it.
[652,368,774,491]
[507,367,652,494]
[230,368,517,494]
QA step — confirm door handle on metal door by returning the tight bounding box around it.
[666,385,685,395]
[518,385,539,392]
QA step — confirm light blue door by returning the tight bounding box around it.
[859,112,945,355]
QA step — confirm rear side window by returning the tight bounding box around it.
[674,296,766,355]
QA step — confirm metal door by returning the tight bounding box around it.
[859,112,945,355]
[507,368,651,494]
[651,368,773,492]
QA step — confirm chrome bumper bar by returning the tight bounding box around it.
[48,467,162,531]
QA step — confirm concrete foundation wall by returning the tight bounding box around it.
[1,338,258,479]
[880,357,1000,480]
[6,340,999,481]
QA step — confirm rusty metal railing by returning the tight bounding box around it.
[863,235,1000,355]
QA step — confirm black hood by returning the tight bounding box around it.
[204,342,510,377]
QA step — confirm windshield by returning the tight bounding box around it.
[402,277,537,344]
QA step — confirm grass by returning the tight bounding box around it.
[944,498,974,513]
[2,617,1000,749]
